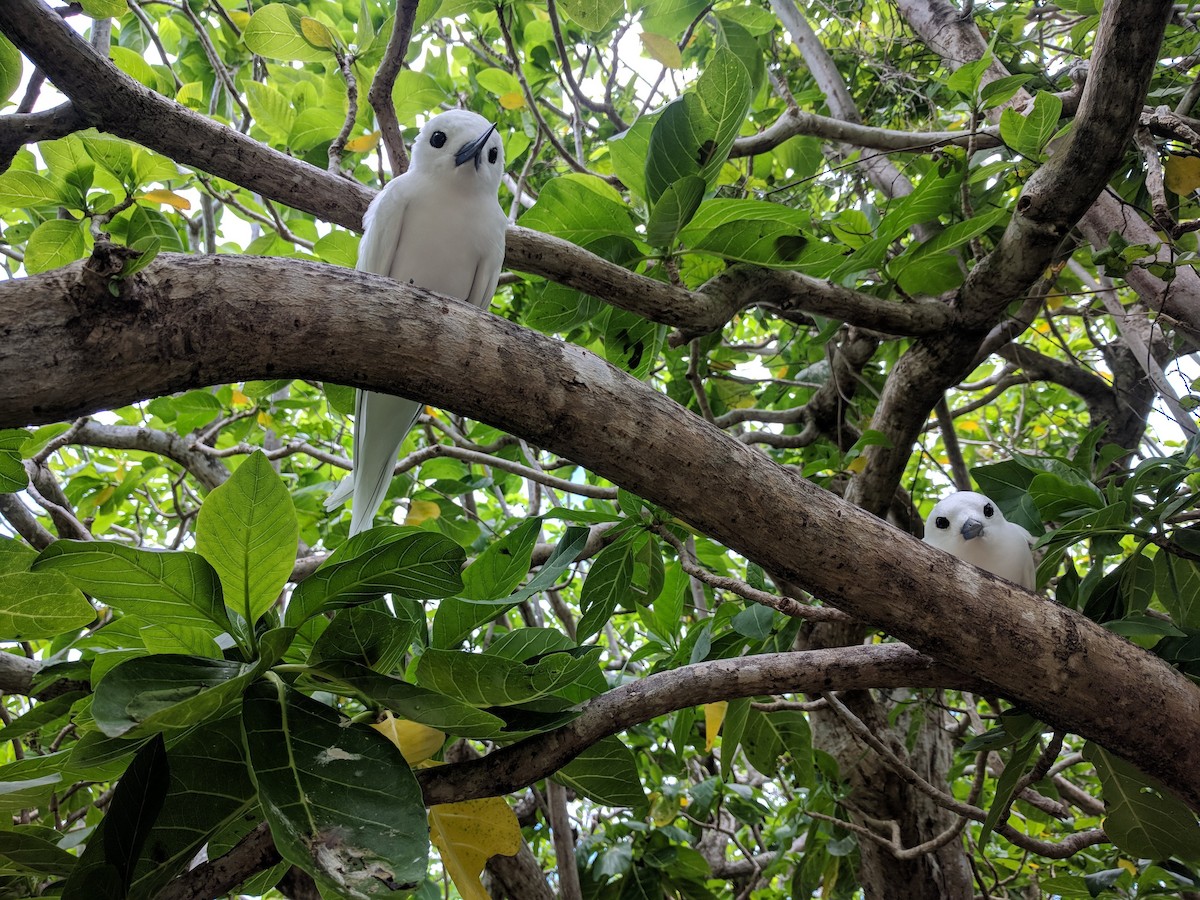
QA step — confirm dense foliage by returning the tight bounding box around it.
[1,0,1200,897]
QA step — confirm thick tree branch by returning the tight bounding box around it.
[3,255,1200,808]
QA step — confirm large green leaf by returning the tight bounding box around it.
[644,47,751,203]
[34,540,229,635]
[460,517,542,601]
[415,647,603,706]
[741,709,813,786]
[432,524,591,648]
[0,570,96,640]
[24,219,86,274]
[127,717,256,900]
[557,0,624,31]
[577,535,638,641]
[1085,743,1200,862]
[285,527,464,626]
[241,677,429,897]
[243,3,333,62]
[1154,551,1200,629]
[0,827,77,877]
[302,660,509,737]
[308,605,416,671]
[519,174,638,245]
[557,736,646,809]
[645,175,705,247]
[91,654,260,738]
[0,430,26,492]
[0,33,21,106]
[196,450,298,627]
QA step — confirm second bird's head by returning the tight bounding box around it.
[409,109,505,191]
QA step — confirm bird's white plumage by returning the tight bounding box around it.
[326,109,507,534]
[923,491,1036,590]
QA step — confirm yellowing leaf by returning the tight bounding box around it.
[231,389,250,407]
[429,793,521,900]
[343,131,380,153]
[845,455,867,473]
[704,701,727,751]
[648,791,679,826]
[227,9,251,29]
[404,499,441,526]
[93,485,115,507]
[957,419,981,433]
[498,91,526,110]
[256,411,275,428]
[1117,859,1137,877]
[299,16,336,50]
[640,32,682,69]
[371,712,445,765]
[140,189,191,211]
[1165,155,1200,195]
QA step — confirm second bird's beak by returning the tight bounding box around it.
[960,518,984,540]
[454,124,497,170]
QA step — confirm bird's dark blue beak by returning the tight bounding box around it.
[454,124,497,170]
[960,518,984,540]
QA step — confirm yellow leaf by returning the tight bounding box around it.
[845,455,867,473]
[299,16,336,50]
[957,419,981,433]
[429,793,522,900]
[498,91,526,110]
[648,791,680,826]
[227,9,251,29]
[343,131,380,153]
[140,189,191,211]
[93,485,115,507]
[404,499,441,526]
[640,32,682,69]
[256,411,274,428]
[1165,155,1200,195]
[703,701,727,751]
[1117,858,1137,877]
[231,388,250,407]
[371,712,445,765]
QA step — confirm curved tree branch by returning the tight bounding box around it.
[2,253,1199,808]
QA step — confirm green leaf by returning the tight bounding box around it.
[432,524,590,647]
[980,74,1033,111]
[577,535,638,641]
[645,175,705,247]
[302,660,509,737]
[980,733,1039,843]
[557,736,647,809]
[241,677,429,897]
[102,734,169,893]
[246,81,296,144]
[0,826,77,877]
[83,134,135,187]
[1084,742,1200,862]
[127,717,255,899]
[79,0,127,17]
[0,34,21,105]
[640,0,708,38]
[970,460,1043,533]
[91,654,259,738]
[741,709,813,786]
[390,70,450,123]
[1154,552,1200,629]
[415,647,603,706]
[24,219,86,275]
[557,0,624,32]
[285,527,464,626]
[519,174,638,245]
[645,47,751,203]
[461,517,542,601]
[0,429,27,492]
[196,450,298,627]
[607,111,659,202]
[0,170,61,208]
[34,540,230,635]
[603,306,665,381]
[0,570,96,640]
[309,606,417,671]
[243,4,333,62]
[679,198,826,270]
[945,53,992,98]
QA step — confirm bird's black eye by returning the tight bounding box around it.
[983,503,994,517]
[935,517,950,530]
[430,131,447,148]
[487,146,498,164]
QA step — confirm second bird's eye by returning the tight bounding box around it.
[487,147,498,164]
[430,131,447,148]
[983,503,994,517]
[935,517,950,529]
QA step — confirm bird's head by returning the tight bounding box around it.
[925,490,1008,546]
[409,109,505,192]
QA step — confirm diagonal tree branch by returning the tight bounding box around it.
[2,253,1199,809]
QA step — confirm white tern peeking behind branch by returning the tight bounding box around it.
[326,109,507,534]
[923,491,1037,590]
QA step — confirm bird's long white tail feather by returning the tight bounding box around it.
[338,390,423,535]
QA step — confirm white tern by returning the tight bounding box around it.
[326,109,507,534]
[923,490,1036,590]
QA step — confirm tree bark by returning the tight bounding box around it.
[3,254,1199,811]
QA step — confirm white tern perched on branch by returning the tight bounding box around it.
[326,109,507,534]
[923,491,1037,590]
